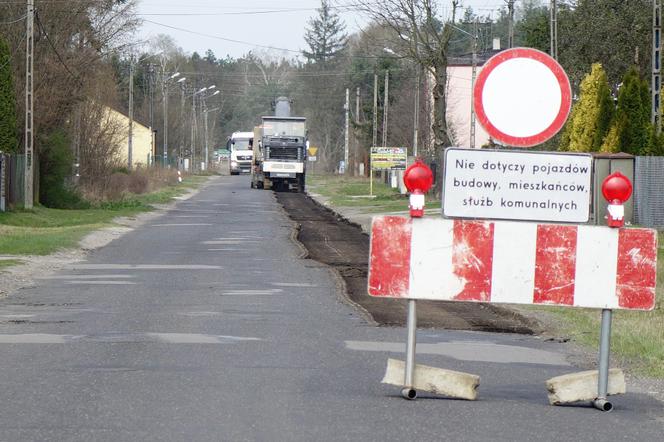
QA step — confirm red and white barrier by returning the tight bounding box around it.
[369,216,657,310]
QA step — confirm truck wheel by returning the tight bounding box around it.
[298,176,306,193]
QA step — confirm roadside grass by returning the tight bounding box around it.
[0,225,104,256]
[307,173,441,213]
[0,175,208,256]
[97,175,209,209]
[0,259,22,270]
[309,173,664,378]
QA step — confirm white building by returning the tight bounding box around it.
[446,53,501,149]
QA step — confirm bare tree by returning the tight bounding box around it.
[0,1,139,132]
[77,67,125,196]
[352,0,460,155]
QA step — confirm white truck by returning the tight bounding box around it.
[227,131,254,175]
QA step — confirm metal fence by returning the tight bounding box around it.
[9,154,25,206]
[634,156,664,228]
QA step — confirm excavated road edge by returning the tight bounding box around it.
[276,191,540,334]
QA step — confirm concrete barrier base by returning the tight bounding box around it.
[381,358,480,400]
[546,369,626,405]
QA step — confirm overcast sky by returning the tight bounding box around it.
[135,1,511,60]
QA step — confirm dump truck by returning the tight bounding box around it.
[251,97,307,192]
[227,131,254,175]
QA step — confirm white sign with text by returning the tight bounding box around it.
[443,148,592,223]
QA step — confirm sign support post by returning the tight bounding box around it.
[402,298,417,399]
[592,171,633,412]
[369,167,373,197]
[401,160,434,400]
[594,309,613,411]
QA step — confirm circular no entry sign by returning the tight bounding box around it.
[473,47,571,147]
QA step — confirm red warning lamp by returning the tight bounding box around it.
[601,172,632,228]
[403,160,434,218]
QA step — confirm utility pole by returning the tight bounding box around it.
[550,0,558,60]
[180,86,186,168]
[344,88,350,174]
[355,87,360,176]
[191,90,196,172]
[128,57,134,170]
[470,19,478,149]
[372,73,378,148]
[413,66,420,157]
[163,76,169,169]
[24,0,34,208]
[163,73,183,169]
[204,106,220,172]
[74,105,81,184]
[201,90,219,171]
[148,63,155,164]
[382,70,389,147]
[203,97,209,171]
[653,0,662,133]
[507,0,516,49]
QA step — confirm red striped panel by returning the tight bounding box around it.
[451,220,494,301]
[368,216,412,297]
[534,225,577,305]
[616,229,657,310]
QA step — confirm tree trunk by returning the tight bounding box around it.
[431,62,451,196]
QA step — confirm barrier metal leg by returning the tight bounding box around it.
[593,309,614,412]
[401,299,417,400]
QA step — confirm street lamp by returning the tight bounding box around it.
[202,90,221,171]
[189,85,216,172]
[163,72,186,168]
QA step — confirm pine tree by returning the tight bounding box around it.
[0,37,17,154]
[516,1,550,52]
[302,0,347,63]
[564,63,613,152]
[601,67,652,154]
[600,118,622,153]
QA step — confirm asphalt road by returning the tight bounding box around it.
[0,175,661,441]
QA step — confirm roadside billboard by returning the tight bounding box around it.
[370,147,407,170]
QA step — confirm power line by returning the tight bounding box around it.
[137,8,333,17]
[158,65,415,78]
[34,11,83,86]
[141,19,415,61]
[0,14,25,24]
[142,19,302,54]
[0,0,112,3]
[0,30,26,70]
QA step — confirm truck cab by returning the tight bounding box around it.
[227,131,254,175]
[251,117,307,191]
